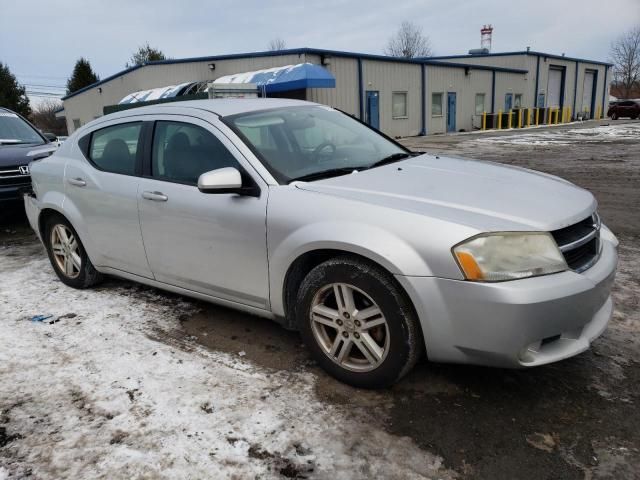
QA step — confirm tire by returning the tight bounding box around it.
[44,214,103,289]
[297,256,422,388]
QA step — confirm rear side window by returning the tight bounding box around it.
[152,121,240,185]
[89,123,142,175]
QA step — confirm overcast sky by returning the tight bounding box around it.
[1,0,638,106]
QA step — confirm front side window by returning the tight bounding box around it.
[475,93,486,115]
[89,123,142,175]
[0,111,44,145]
[392,92,408,118]
[227,106,407,184]
[152,121,240,185]
[432,93,443,116]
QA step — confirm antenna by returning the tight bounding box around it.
[481,25,493,53]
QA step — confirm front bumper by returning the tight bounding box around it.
[397,238,618,368]
[0,182,31,202]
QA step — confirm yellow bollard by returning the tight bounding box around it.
[508,110,512,129]
[535,108,539,126]
[526,108,531,128]
[518,109,522,128]
[482,112,486,130]
[498,110,502,130]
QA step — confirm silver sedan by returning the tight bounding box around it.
[24,99,618,388]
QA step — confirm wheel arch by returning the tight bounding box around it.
[278,246,422,337]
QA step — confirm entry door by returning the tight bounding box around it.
[582,71,596,118]
[547,67,563,108]
[366,91,380,129]
[447,92,457,132]
[505,93,513,111]
[65,120,153,278]
[137,117,270,309]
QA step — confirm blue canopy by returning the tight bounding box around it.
[213,63,336,94]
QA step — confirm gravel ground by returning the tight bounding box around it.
[1,119,638,479]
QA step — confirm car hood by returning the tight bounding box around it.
[0,143,55,168]
[294,154,596,232]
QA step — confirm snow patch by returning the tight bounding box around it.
[474,122,640,146]
[0,243,454,479]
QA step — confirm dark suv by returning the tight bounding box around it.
[0,107,56,203]
[607,100,640,120]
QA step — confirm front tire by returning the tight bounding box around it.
[44,214,103,289]
[297,257,422,388]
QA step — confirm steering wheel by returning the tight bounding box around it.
[312,141,337,162]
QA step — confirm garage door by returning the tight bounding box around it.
[582,71,595,115]
[547,67,563,107]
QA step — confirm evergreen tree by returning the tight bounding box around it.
[0,62,31,116]
[67,58,99,94]
[127,43,167,67]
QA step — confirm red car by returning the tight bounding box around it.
[607,100,640,120]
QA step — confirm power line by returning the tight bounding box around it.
[24,83,66,90]
[17,73,67,80]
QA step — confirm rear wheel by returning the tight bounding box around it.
[297,257,422,388]
[44,215,102,289]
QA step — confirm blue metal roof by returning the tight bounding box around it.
[213,63,335,93]
[62,47,538,101]
[426,50,613,67]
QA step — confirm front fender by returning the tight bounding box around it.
[268,221,433,317]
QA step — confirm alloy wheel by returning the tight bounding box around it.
[310,283,390,372]
[50,224,81,279]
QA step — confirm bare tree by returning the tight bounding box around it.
[385,21,432,58]
[29,99,67,136]
[610,26,640,98]
[268,38,286,51]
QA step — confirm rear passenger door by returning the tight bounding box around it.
[137,116,270,310]
[67,119,153,278]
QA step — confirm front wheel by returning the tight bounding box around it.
[297,257,422,388]
[44,214,103,289]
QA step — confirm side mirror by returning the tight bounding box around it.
[197,167,259,196]
[44,132,57,142]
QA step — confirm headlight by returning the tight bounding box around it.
[453,232,567,282]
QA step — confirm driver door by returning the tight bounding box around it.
[137,116,270,310]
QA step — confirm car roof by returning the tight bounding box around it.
[109,98,318,120]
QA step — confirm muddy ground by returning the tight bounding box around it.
[1,119,638,479]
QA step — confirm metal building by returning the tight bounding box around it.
[429,50,612,121]
[60,48,611,137]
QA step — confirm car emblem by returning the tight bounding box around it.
[19,166,30,175]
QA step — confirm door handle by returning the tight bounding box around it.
[67,177,86,187]
[142,191,168,202]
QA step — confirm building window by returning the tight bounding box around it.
[73,119,81,129]
[431,93,443,116]
[475,94,486,115]
[514,94,523,108]
[392,92,408,119]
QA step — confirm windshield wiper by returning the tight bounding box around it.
[367,152,412,169]
[288,167,363,183]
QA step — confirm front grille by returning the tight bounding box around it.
[551,213,601,273]
[0,166,31,187]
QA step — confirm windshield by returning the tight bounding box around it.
[226,106,408,183]
[0,111,44,145]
